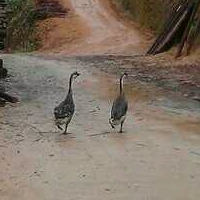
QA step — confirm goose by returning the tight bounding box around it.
[54,71,80,135]
[109,72,128,133]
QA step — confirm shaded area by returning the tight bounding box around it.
[0,0,7,50]
[35,0,69,19]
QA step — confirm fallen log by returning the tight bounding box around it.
[147,0,190,55]
[155,2,193,54]
[176,0,200,57]
[147,0,200,56]
[0,58,17,103]
[0,92,18,103]
[0,67,7,78]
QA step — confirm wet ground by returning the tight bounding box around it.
[0,54,200,200]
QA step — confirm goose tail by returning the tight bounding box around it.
[109,118,115,129]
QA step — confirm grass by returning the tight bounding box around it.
[112,0,180,34]
[6,0,39,52]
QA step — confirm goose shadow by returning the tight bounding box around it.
[88,130,127,137]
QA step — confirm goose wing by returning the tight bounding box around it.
[111,96,128,120]
[54,101,75,119]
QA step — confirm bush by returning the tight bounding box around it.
[6,0,39,52]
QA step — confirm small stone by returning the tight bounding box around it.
[196,163,200,166]
[173,147,180,151]
[44,181,48,184]
[190,175,195,179]
[193,96,200,102]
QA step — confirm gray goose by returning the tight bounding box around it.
[54,71,80,135]
[109,72,128,133]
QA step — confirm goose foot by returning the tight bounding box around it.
[119,122,124,133]
[62,132,73,135]
[57,125,63,130]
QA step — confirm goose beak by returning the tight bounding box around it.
[74,72,80,79]
[124,72,128,77]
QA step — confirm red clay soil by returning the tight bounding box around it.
[36,0,88,52]
[36,0,150,55]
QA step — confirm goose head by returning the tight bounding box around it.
[71,71,80,80]
[121,72,128,78]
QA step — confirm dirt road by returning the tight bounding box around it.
[1,0,200,199]
[38,0,148,55]
[0,54,200,200]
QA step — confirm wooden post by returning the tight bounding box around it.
[175,0,200,58]
[155,3,193,54]
[147,0,190,55]
[186,16,200,55]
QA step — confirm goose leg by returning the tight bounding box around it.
[119,121,124,133]
[63,123,69,135]
[57,125,63,130]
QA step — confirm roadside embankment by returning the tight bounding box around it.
[111,0,182,33]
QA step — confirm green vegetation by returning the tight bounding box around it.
[6,0,38,52]
[113,0,179,34]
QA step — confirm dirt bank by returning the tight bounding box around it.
[112,0,184,33]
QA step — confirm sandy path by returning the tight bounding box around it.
[38,0,148,55]
[0,54,200,200]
